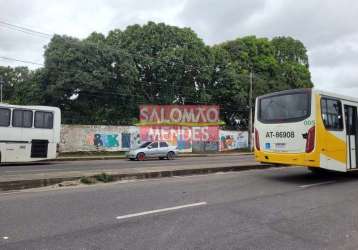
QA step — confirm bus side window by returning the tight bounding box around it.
[321,100,328,125]
[321,98,343,130]
[12,109,33,128]
[34,111,53,129]
[0,108,11,127]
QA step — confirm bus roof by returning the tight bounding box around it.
[257,88,358,104]
[0,103,60,112]
[313,88,358,103]
[257,88,312,99]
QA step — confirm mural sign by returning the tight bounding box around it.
[219,131,249,151]
[138,105,221,152]
[86,133,120,149]
[139,125,220,151]
[237,131,249,149]
[139,105,222,126]
[59,125,248,153]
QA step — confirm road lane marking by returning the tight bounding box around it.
[299,181,336,188]
[3,236,9,240]
[116,202,207,220]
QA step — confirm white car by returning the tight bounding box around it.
[127,141,178,161]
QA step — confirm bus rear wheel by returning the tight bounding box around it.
[307,167,330,175]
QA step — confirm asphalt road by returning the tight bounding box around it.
[0,154,255,177]
[1,166,358,249]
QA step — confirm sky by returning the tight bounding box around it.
[0,0,357,96]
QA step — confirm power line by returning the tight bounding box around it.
[0,55,250,96]
[0,20,268,81]
[0,56,44,66]
[0,20,257,106]
[0,20,218,72]
[0,20,52,38]
[0,25,51,40]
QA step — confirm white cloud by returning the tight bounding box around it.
[179,0,267,44]
[0,0,357,95]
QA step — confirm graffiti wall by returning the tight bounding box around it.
[219,130,249,151]
[60,125,140,152]
[138,105,222,153]
[139,126,192,152]
[138,126,221,153]
[59,125,248,153]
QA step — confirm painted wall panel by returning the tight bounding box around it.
[60,125,248,153]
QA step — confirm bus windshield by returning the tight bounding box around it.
[258,91,311,123]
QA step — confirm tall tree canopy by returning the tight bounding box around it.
[0,66,42,104]
[0,22,313,128]
[42,34,139,124]
[107,22,214,104]
[213,36,313,128]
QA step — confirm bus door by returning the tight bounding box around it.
[344,105,358,169]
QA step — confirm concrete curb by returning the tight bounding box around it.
[54,152,254,161]
[0,163,271,192]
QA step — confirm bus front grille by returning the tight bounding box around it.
[31,140,49,158]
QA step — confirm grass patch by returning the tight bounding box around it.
[94,173,114,183]
[80,173,114,185]
[80,176,97,185]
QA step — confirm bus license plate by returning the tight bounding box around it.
[275,143,286,150]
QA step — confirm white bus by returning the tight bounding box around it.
[254,88,358,172]
[0,103,61,163]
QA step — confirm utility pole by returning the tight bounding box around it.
[248,69,253,151]
[0,76,3,103]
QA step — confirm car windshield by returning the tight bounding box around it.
[139,142,152,148]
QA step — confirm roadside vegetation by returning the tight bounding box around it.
[80,173,114,185]
[0,22,312,130]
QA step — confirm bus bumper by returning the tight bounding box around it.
[255,150,319,167]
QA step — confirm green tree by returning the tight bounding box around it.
[0,66,42,104]
[15,23,313,128]
[43,34,139,124]
[271,36,312,89]
[108,22,214,104]
[209,46,248,129]
[271,36,309,67]
[216,35,313,129]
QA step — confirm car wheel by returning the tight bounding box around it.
[129,158,135,161]
[167,151,175,160]
[137,152,145,161]
[159,157,165,160]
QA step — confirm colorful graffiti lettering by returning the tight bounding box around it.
[130,132,141,149]
[237,132,248,148]
[220,135,234,150]
[219,131,249,151]
[139,105,220,126]
[86,133,119,148]
[176,139,192,150]
[139,126,218,142]
[121,133,131,148]
[139,126,195,152]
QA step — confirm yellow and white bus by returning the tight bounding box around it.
[254,88,358,172]
[0,104,61,163]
